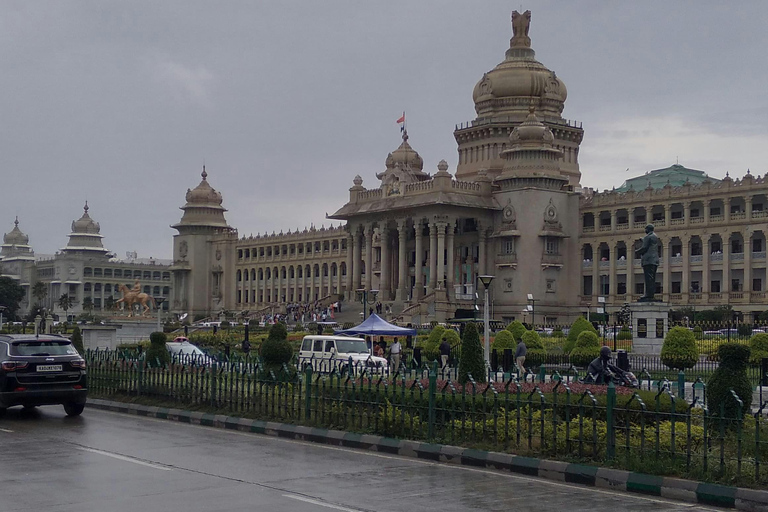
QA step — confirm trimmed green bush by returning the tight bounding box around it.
[70,326,84,354]
[564,317,598,354]
[552,328,564,338]
[506,320,527,341]
[617,328,632,341]
[707,344,752,419]
[146,331,170,367]
[737,324,753,337]
[522,330,547,367]
[418,325,446,362]
[749,332,768,366]
[569,330,601,367]
[458,322,485,384]
[427,325,446,345]
[660,326,699,370]
[260,322,293,370]
[492,330,515,352]
[693,325,703,340]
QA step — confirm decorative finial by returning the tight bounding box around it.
[84,201,89,213]
[510,10,532,48]
[14,216,19,228]
[201,165,208,181]
[402,128,408,143]
[747,168,751,175]
[726,171,730,178]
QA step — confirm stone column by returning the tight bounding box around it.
[745,228,752,297]
[608,241,617,301]
[704,200,710,224]
[397,219,409,301]
[664,203,671,226]
[723,231,731,294]
[428,222,438,292]
[592,254,600,302]
[702,239,710,300]
[446,220,456,295]
[725,197,731,223]
[380,225,390,300]
[662,238,671,302]
[352,228,362,292]
[629,207,636,228]
[746,195,753,221]
[478,221,487,276]
[682,236,690,300]
[414,219,424,300]
[345,233,354,298]
[610,210,617,232]
[626,239,634,299]
[436,222,446,290]
[364,224,373,290]
[684,201,691,228]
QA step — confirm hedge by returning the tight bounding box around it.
[660,326,699,370]
[564,316,597,354]
[569,330,600,367]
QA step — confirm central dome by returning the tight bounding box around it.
[472,10,567,122]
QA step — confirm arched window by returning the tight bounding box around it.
[237,270,242,281]
[331,263,337,277]
[340,262,347,276]
[323,263,329,277]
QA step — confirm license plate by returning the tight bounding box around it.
[37,365,63,372]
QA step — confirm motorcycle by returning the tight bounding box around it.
[581,363,639,388]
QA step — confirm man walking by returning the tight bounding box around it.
[515,338,527,378]
[439,336,451,370]
[389,337,402,374]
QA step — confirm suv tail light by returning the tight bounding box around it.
[1,361,29,371]
[70,359,86,369]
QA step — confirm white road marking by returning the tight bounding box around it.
[282,494,365,512]
[76,446,172,471]
[0,428,14,433]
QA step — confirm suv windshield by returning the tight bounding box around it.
[335,339,369,354]
[11,341,78,356]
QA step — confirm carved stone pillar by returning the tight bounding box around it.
[478,221,487,276]
[436,222,446,290]
[352,227,362,292]
[608,241,616,301]
[745,228,752,296]
[722,231,731,294]
[610,210,617,232]
[704,200,710,224]
[428,223,438,292]
[702,237,710,300]
[380,225,391,300]
[626,240,634,299]
[364,224,373,290]
[684,201,691,228]
[414,219,424,300]
[746,195,753,221]
[682,236,690,300]
[662,238,670,302]
[345,232,354,298]
[397,219,409,301]
[724,197,731,224]
[446,220,456,294]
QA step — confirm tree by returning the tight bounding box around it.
[146,331,170,367]
[82,297,94,316]
[260,322,292,373]
[564,316,598,354]
[707,344,752,420]
[31,281,48,306]
[71,326,84,354]
[104,295,115,311]
[0,276,25,320]
[569,331,601,367]
[58,293,77,320]
[458,322,486,384]
[660,326,699,370]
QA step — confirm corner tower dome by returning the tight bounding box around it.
[454,10,584,185]
[1,217,35,261]
[172,166,231,232]
[61,202,109,256]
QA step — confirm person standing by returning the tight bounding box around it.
[515,338,527,377]
[439,337,451,369]
[389,337,402,374]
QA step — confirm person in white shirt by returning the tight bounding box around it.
[389,337,402,373]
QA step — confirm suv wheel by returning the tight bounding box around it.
[63,402,85,417]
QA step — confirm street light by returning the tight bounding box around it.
[0,305,6,332]
[356,288,379,320]
[527,293,538,330]
[478,275,495,367]
[154,297,166,333]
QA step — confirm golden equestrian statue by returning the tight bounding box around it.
[116,281,156,317]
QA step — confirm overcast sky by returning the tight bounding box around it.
[2,1,767,260]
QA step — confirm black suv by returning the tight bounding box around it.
[0,334,87,417]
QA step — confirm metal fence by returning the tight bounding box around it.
[86,350,768,486]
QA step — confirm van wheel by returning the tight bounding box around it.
[64,402,85,417]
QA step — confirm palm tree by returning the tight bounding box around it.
[58,293,77,322]
[82,297,94,319]
[31,282,48,306]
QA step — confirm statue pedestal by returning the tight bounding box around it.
[630,302,668,355]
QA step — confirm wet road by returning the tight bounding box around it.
[0,406,720,511]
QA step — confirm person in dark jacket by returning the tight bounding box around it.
[515,339,527,377]
[586,346,612,384]
[439,337,451,369]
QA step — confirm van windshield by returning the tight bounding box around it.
[334,339,370,354]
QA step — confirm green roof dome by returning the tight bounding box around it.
[615,163,719,192]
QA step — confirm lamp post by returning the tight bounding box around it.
[478,275,495,367]
[526,293,538,330]
[154,297,166,333]
[356,288,379,320]
[0,305,6,332]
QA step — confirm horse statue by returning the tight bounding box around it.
[116,283,156,317]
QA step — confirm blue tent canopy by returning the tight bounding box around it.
[334,314,417,336]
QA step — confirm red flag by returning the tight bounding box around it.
[396,113,405,124]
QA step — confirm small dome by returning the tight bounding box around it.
[71,202,101,235]
[472,10,567,121]
[387,132,423,172]
[3,217,29,246]
[509,107,556,146]
[185,166,223,206]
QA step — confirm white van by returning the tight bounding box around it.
[298,335,387,374]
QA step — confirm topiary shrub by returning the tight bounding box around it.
[506,320,527,342]
[569,331,600,367]
[458,322,486,384]
[522,330,547,367]
[70,326,84,354]
[418,325,446,363]
[660,326,699,370]
[749,333,768,366]
[492,330,515,352]
[737,324,753,337]
[552,328,564,338]
[693,325,703,340]
[707,343,752,420]
[260,322,293,371]
[146,331,170,367]
[564,317,598,354]
[617,328,632,341]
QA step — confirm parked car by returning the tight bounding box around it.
[166,339,216,366]
[0,334,88,417]
[298,335,387,374]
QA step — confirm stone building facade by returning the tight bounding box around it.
[0,204,172,319]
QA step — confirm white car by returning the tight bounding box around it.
[166,339,216,366]
[298,335,387,374]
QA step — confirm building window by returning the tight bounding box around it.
[711,241,721,253]
[671,282,681,293]
[691,281,700,293]
[754,279,763,292]
[583,276,593,296]
[691,242,702,256]
[690,208,700,217]
[711,280,721,293]
[732,279,741,292]
[754,239,764,252]
[635,282,644,294]
[237,290,242,303]
[502,239,515,254]
[617,282,627,295]
[545,238,559,255]
[732,240,743,254]
[710,207,721,216]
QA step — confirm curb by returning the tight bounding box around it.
[87,399,768,511]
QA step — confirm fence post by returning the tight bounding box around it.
[678,370,686,401]
[136,357,144,397]
[606,380,616,460]
[210,360,218,408]
[538,365,546,384]
[428,360,437,440]
[304,365,312,422]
